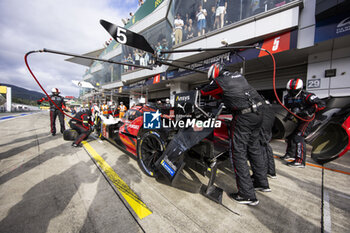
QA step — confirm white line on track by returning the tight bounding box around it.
[0,112,41,123]
[323,190,332,233]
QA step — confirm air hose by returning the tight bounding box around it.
[257,47,315,122]
[25,47,314,123]
[24,50,83,123]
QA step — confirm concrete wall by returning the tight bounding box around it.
[297,0,316,49]
[306,46,350,98]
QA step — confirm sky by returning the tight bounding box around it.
[0,0,138,97]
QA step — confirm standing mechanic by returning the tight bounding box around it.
[200,63,269,206]
[281,78,325,167]
[69,108,93,147]
[118,102,127,118]
[37,88,66,136]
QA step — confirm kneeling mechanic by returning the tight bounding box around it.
[69,109,93,147]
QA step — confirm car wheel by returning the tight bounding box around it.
[137,131,165,177]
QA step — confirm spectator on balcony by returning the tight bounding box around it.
[196,5,207,36]
[250,0,265,15]
[126,53,134,71]
[188,18,197,37]
[123,55,128,72]
[134,49,140,65]
[156,42,163,57]
[209,6,217,31]
[183,24,188,41]
[185,13,190,25]
[174,14,184,45]
[144,52,150,65]
[216,0,227,29]
[139,50,146,66]
[186,26,194,40]
[162,38,169,51]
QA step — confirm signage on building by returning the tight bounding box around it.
[153,74,161,84]
[307,79,321,89]
[167,30,297,80]
[258,31,293,57]
[315,12,350,43]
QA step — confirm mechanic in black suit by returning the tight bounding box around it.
[37,88,66,136]
[200,63,270,206]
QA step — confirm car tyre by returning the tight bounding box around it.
[137,130,166,177]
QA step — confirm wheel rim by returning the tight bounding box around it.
[140,134,164,174]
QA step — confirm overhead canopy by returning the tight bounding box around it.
[65,48,104,67]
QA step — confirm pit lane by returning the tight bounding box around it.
[1,111,349,233]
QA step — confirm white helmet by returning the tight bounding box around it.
[165,98,170,103]
[286,78,303,97]
[51,88,60,95]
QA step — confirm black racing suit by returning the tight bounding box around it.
[69,110,93,145]
[38,94,66,135]
[260,102,276,176]
[201,71,269,200]
[284,91,326,164]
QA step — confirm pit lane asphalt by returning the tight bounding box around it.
[0,111,349,233]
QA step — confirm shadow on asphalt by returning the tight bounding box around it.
[0,133,60,160]
[0,138,75,185]
[0,132,49,147]
[0,161,98,233]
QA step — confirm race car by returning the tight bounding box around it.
[96,91,350,178]
[94,91,230,179]
[92,91,350,203]
[96,103,176,177]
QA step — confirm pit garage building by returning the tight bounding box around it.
[69,0,350,106]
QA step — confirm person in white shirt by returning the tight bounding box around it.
[196,5,207,36]
[174,14,184,45]
[216,0,227,29]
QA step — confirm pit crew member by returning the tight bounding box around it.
[69,108,93,147]
[37,88,67,136]
[281,78,326,167]
[200,63,269,205]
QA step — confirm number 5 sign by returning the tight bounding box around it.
[259,31,291,57]
[100,19,155,54]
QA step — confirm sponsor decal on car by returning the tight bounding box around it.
[160,159,176,177]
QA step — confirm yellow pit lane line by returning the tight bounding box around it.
[82,141,152,219]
